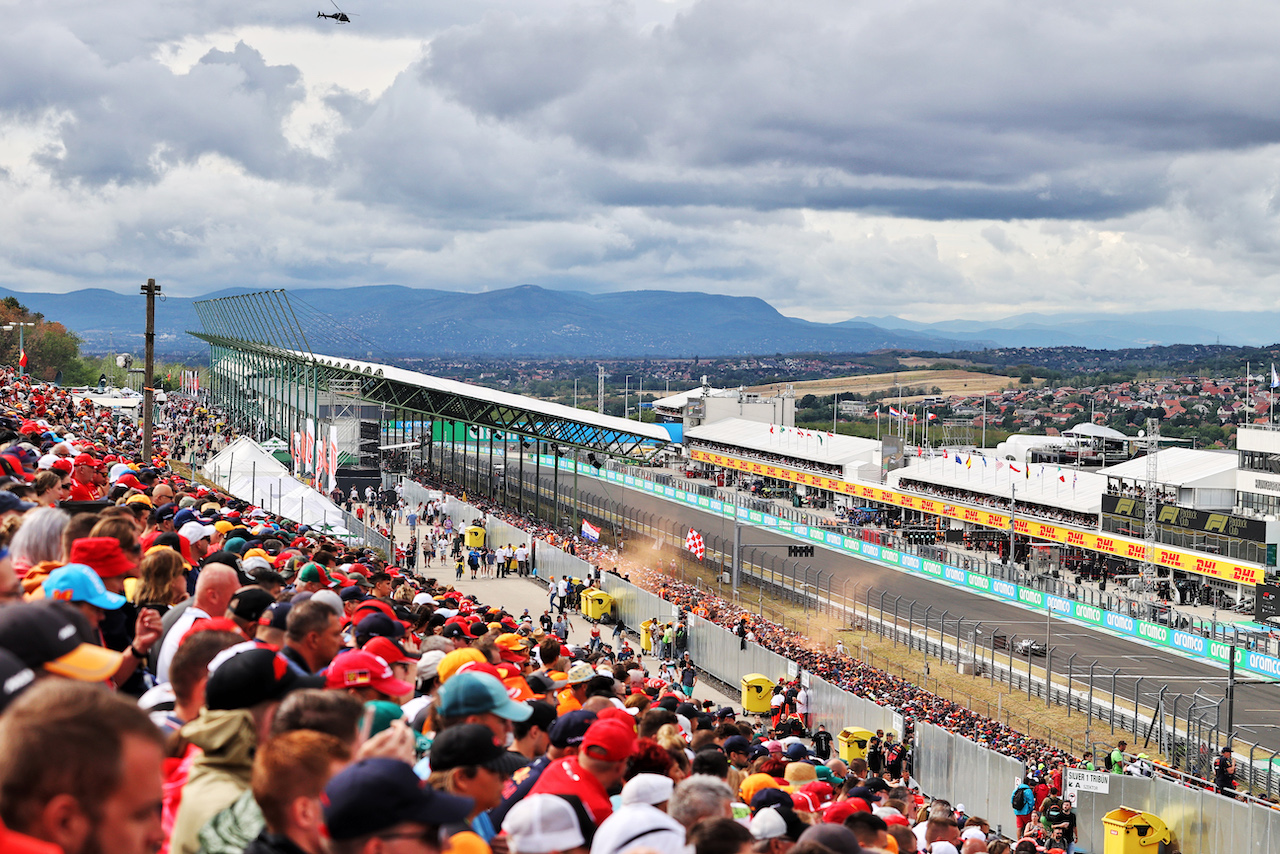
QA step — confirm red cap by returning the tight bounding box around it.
[68,537,134,579]
[454,660,503,681]
[363,636,414,666]
[581,719,637,763]
[180,616,246,647]
[72,453,102,469]
[49,458,72,474]
[116,473,144,491]
[596,707,637,728]
[792,792,821,812]
[325,650,413,697]
[823,800,868,824]
[352,600,398,624]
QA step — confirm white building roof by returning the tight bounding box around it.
[887,453,1107,515]
[686,417,879,466]
[1100,447,1239,489]
[652,386,726,411]
[296,350,671,444]
[1062,422,1128,440]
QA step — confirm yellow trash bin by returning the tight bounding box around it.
[741,673,775,714]
[838,727,876,762]
[579,587,598,617]
[582,590,613,621]
[640,619,655,653]
[1101,807,1170,854]
[464,525,486,548]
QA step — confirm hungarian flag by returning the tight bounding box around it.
[18,350,26,368]
[581,519,600,543]
[685,528,705,560]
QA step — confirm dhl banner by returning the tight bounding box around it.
[689,448,1264,586]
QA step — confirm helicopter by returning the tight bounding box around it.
[317,0,353,22]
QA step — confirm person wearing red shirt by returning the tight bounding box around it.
[69,453,104,501]
[528,718,635,825]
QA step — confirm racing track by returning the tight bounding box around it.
[500,464,1280,758]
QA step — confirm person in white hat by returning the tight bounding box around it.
[503,794,589,854]
[590,774,685,854]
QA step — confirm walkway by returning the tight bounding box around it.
[431,571,742,713]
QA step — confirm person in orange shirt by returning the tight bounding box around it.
[555,662,594,716]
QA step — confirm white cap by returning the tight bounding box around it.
[502,794,585,854]
[311,589,343,618]
[961,826,986,841]
[751,807,788,840]
[955,803,966,813]
[621,773,674,806]
[608,697,640,715]
[419,649,447,681]
[179,521,214,543]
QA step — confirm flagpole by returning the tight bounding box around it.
[982,394,987,450]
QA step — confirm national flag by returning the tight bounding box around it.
[981,456,988,467]
[1009,464,1021,473]
[18,350,27,368]
[965,455,972,468]
[816,433,824,444]
[685,528,705,560]
[927,412,937,421]
[888,407,902,418]
[1272,363,1278,389]
[581,519,600,542]
[997,461,1005,471]
[770,425,775,434]
[954,455,962,465]
[1059,473,1066,482]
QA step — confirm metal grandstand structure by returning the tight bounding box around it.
[188,290,669,461]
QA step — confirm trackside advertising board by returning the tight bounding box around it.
[688,449,1264,586]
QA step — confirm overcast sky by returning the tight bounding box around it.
[4,0,1280,323]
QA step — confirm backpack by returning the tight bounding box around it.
[1012,787,1028,811]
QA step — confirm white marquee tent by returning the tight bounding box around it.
[201,437,356,538]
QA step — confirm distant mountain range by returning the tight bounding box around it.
[5,284,1278,359]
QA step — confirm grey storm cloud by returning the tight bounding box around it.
[7,0,1280,319]
[414,0,1280,221]
[0,25,311,185]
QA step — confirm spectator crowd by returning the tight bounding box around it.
[0,366,1037,854]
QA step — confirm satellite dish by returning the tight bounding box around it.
[1137,429,1145,438]
[115,354,133,369]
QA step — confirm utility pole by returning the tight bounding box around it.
[141,279,161,461]
[1226,645,1236,744]
[1009,482,1017,569]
